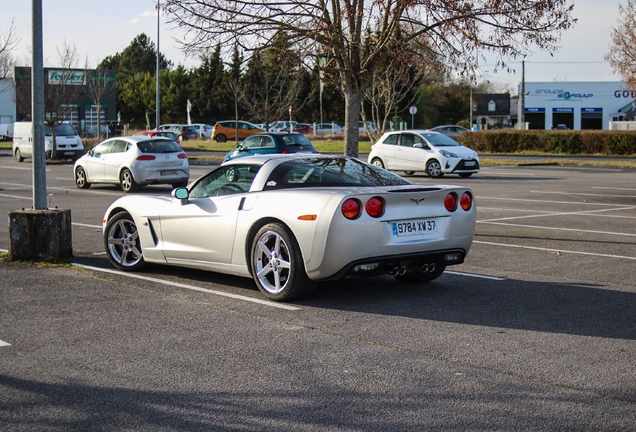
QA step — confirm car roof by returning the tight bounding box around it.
[107,135,173,143]
[223,153,348,167]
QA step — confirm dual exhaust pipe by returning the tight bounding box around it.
[389,263,436,276]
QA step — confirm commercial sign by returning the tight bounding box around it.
[582,108,602,113]
[553,107,573,113]
[48,70,86,85]
[525,108,545,113]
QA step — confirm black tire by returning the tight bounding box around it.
[120,168,138,193]
[404,171,415,176]
[104,211,147,271]
[426,160,444,178]
[394,264,446,284]
[250,223,315,301]
[371,158,385,169]
[458,173,473,178]
[215,134,227,143]
[15,148,24,162]
[75,166,91,189]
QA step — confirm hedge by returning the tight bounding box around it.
[456,130,636,155]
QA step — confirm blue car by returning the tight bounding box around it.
[224,132,318,162]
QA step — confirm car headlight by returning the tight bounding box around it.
[439,150,459,158]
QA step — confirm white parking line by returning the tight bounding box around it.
[479,196,629,207]
[445,271,506,281]
[531,190,636,199]
[474,241,636,260]
[592,186,636,192]
[72,263,301,311]
[478,206,636,223]
[478,221,636,238]
[0,340,10,347]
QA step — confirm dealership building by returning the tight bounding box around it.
[518,81,636,130]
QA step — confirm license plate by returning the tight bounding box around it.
[464,161,475,166]
[161,170,178,176]
[392,219,438,237]
[64,151,75,155]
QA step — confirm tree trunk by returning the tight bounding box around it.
[343,86,362,158]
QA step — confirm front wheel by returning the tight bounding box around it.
[426,160,444,178]
[104,211,147,271]
[120,168,138,193]
[371,158,385,169]
[75,166,91,189]
[215,134,227,143]
[250,223,315,301]
[403,171,415,176]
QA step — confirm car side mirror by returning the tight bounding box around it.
[172,187,189,205]
[88,149,94,156]
[413,143,423,149]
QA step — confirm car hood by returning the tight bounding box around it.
[434,145,478,159]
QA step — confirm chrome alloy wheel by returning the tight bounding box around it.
[106,215,144,268]
[253,230,292,295]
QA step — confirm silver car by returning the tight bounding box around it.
[74,136,189,192]
[102,154,476,301]
[368,130,480,178]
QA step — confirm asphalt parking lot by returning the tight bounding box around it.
[0,152,634,430]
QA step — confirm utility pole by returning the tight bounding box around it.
[520,60,525,130]
[156,0,161,129]
[32,0,46,209]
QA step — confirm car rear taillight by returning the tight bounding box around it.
[137,155,156,161]
[365,197,384,218]
[341,198,361,220]
[178,153,188,159]
[444,192,458,212]
[460,192,473,211]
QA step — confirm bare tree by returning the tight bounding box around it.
[606,0,636,88]
[165,0,575,157]
[45,41,83,159]
[84,59,115,140]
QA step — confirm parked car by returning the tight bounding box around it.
[135,130,181,143]
[359,121,378,135]
[0,123,14,141]
[102,154,476,301]
[224,132,318,162]
[190,123,213,138]
[13,121,84,162]
[281,123,313,134]
[368,130,480,178]
[269,120,298,132]
[171,125,198,141]
[212,120,265,142]
[314,123,344,135]
[428,125,469,139]
[73,136,189,193]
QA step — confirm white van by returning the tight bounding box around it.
[0,123,13,141]
[13,121,85,162]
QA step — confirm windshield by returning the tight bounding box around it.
[45,123,78,137]
[264,157,411,190]
[420,132,461,147]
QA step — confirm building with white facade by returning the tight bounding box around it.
[518,81,636,130]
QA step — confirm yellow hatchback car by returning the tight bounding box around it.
[212,120,264,142]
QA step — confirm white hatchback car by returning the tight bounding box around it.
[368,130,479,178]
[74,136,189,192]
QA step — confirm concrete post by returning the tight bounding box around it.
[8,209,73,262]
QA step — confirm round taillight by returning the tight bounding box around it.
[365,197,384,218]
[341,199,361,220]
[444,192,458,212]
[460,192,473,211]
[137,155,156,161]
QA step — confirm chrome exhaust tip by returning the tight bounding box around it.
[421,264,429,273]
[390,267,400,277]
[399,266,407,276]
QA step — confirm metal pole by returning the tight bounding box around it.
[520,60,525,130]
[32,0,46,210]
[156,0,160,129]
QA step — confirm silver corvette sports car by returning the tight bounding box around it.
[103,154,476,301]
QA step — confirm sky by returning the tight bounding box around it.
[1,0,624,93]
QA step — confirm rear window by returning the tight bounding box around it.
[281,134,314,147]
[138,140,183,153]
[264,157,411,190]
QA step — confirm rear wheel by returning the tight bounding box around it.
[104,211,147,271]
[394,264,446,284]
[215,134,227,143]
[403,171,415,176]
[250,223,315,301]
[14,148,24,162]
[371,158,384,169]
[75,166,91,189]
[120,168,138,193]
[426,160,444,178]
